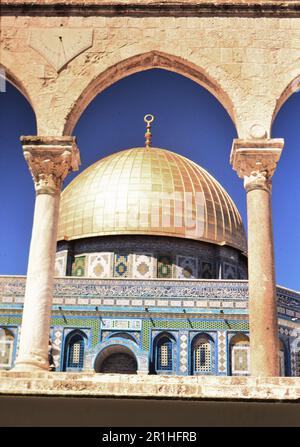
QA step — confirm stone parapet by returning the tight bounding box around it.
[0,371,299,401]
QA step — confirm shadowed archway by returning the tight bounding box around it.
[94,344,138,374]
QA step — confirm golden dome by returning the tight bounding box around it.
[57,147,247,252]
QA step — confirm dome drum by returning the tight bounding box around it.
[56,235,247,280]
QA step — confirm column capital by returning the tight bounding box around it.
[21,136,81,195]
[230,138,284,192]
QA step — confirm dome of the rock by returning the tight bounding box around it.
[57,146,247,253]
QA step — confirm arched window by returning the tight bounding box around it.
[155,335,174,372]
[64,330,87,371]
[230,333,250,376]
[0,328,14,369]
[192,334,214,374]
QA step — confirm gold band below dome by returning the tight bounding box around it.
[57,146,247,253]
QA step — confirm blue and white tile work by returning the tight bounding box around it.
[0,276,299,376]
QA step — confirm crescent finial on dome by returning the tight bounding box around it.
[144,114,154,148]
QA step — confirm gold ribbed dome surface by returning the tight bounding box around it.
[57,147,247,252]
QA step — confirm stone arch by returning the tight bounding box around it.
[63,51,236,136]
[271,70,300,130]
[92,337,148,374]
[95,345,138,374]
[0,64,37,118]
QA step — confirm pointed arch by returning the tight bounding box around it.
[271,71,300,130]
[63,329,88,372]
[191,332,215,375]
[0,64,37,121]
[152,331,176,374]
[229,332,250,376]
[63,51,236,136]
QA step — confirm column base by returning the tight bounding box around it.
[13,353,50,372]
[13,362,49,372]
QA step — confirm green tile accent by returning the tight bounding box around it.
[0,316,22,325]
[142,319,249,350]
[157,256,172,278]
[52,317,100,348]
[72,256,86,277]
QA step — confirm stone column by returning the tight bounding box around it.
[230,138,284,376]
[14,136,80,371]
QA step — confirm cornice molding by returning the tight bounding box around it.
[1,1,300,18]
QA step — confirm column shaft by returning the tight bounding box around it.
[14,136,80,371]
[15,193,60,370]
[246,187,279,376]
[230,138,284,377]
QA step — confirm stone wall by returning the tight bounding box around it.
[0,371,299,401]
[1,2,300,140]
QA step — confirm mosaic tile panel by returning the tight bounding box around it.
[51,327,63,369]
[132,254,155,279]
[142,319,249,350]
[201,262,213,279]
[217,330,227,373]
[114,254,129,277]
[179,331,189,373]
[87,253,112,278]
[176,256,198,279]
[55,251,68,277]
[157,255,172,278]
[223,263,237,280]
[290,351,297,376]
[72,256,86,277]
[51,317,100,348]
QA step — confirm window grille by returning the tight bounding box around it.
[157,338,172,370]
[232,345,249,375]
[194,338,211,373]
[67,335,85,369]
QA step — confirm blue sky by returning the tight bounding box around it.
[0,69,299,290]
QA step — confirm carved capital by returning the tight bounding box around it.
[21,136,81,195]
[230,139,284,192]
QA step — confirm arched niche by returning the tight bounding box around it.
[191,332,215,375]
[229,332,250,376]
[62,329,88,372]
[94,344,138,374]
